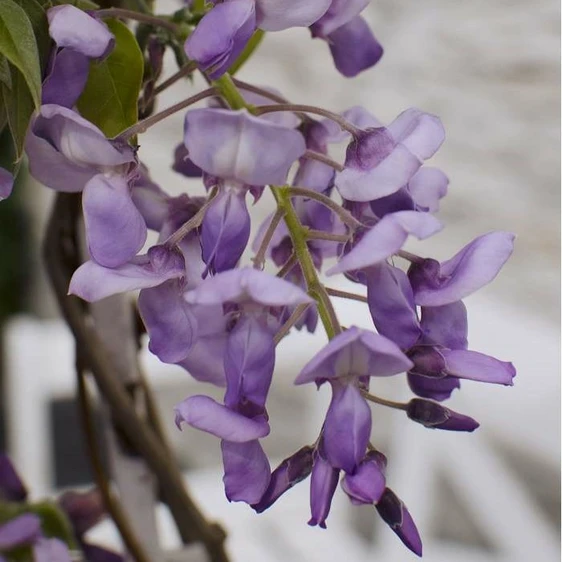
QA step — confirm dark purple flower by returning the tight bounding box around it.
[327,211,442,276]
[376,488,422,556]
[0,454,27,501]
[185,0,256,79]
[183,108,306,186]
[409,231,515,306]
[406,398,479,431]
[308,450,339,528]
[341,450,387,505]
[252,446,314,512]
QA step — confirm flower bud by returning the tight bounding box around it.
[406,398,479,432]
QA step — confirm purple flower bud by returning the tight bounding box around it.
[341,450,387,505]
[375,488,422,556]
[58,489,105,537]
[185,0,256,79]
[0,454,27,502]
[406,398,480,432]
[252,446,314,512]
[409,231,515,306]
[308,451,339,528]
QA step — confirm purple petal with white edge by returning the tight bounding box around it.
[406,399,479,432]
[252,446,314,513]
[83,174,147,268]
[221,440,271,503]
[411,231,515,306]
[177,333,227,386]
[296,326,412,385]
[33,538,72,562]
[366,262,422,350]
[326,16,384,78]
[0,167,14,200]
[336,138,420,202]
[308,452,339,528]
[407,373,460,402]
[376,488,422,557]
[408,167,448,212]
[138,281,196,363]
[69,245,184,302]
[185,267,313,307]
[0,454,27,501]
[175,396,269,441]
[48,5,114,58]
[201,188,250,273]
[26,105,134,192]
[310,0,369,37]
[341,450,386,505]
[184,0,255,79]
[0,514,41,549]
[443,350,516,386]
[387,108,445,161]
[323,384,371,473]
[256,0,331,31]
[41,48,89,108]
[420,301,468,350]
[327,211,442,276]
[224,315,275,409]
[184,108,306,186]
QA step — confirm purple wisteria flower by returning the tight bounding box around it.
[43,5,115,107]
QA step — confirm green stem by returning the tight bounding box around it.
[213,74,247,110]
[229,29,266,75]
[96,8,179,33]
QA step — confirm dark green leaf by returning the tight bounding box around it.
[77,19,144,137]
[1,63,35,160]
[0,0,41,107]
[13,0,51,73]
[53,0,99,9]
[0,53,11,89]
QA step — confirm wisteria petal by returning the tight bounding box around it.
[175,395,269,441]
[323,384,371,473]
[177,333,227,386]
[296,326,413,384]
[33,538,72,562]
[130,168,169,231]
[443,349,516,385]
[256,0,331,31]
[408,167,448,212]
[387,108,445,161]
[184,108,306,186]
[224,315,275,409]
[369,187,415,217]
[184,0,255,79]
[42,49,90,107]
[83,174,147,267]
[81,544,123,562]
[410,232,516,306]
[407,373,460,402]
[420,301,468,350]
[69,246,184,302]
[327,211,442,275]
[376,488,422,556]
[221,440,271,503]
[201,188,250,273]
[326,16,384,78]
[172,144,203,178]
[0,514,41,549]
[308,452,339,528]
[185,267,313,307]
[310,0,369,37]
[58,489,105,536]
[0,454,27,501]
[138,281,196,363]
[48,6,114,58]
[366,262,422,349]
[0,168,14,201]
[341,450,386,504]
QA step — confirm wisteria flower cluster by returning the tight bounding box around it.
[0,0,516,558]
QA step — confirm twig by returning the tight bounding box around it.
[303,150,344,172]
[273,304,311,344]
[325,287,368,304]
[276,253,298,278]
[153,62,198,97]
[96,8,179,33]
[252,208,285,269]
[361,391,408,410]
[305,229,349,243]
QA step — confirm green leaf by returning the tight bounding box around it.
[0,54,11,89]
[1,63,35,160]
[77,19,143,137]
[53,0,99,10]
[0,0,41,107]
[13,0,51,72]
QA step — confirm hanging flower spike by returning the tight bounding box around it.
[336,108,445,202]
[43,5,115,107]
[409,231,516,306]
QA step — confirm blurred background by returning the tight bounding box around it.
[0,0,559,561]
